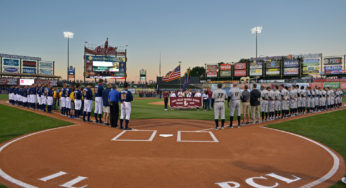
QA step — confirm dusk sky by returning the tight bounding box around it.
[1,0,346,81]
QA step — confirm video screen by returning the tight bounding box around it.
[20,79,35,86]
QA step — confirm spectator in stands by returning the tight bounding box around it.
[163,91,169,111]
[250,83,261,124]
[207,89,213,111]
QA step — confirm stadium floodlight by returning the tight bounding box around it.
[63,31,74,38]
[63,31,74,81]
[251,26,262,58]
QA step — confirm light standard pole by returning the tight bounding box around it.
[251,26,262,59]
[63,31,74,82]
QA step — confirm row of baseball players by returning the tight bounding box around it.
[212,83,343,130]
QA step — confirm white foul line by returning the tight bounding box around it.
[262,127,340,188]
[0,125,77,188]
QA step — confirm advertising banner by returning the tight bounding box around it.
[324,65,342,74]
[220,71,232,77]
[234,63,246,70]
[219,64,231,71]
[39,69,53,75]
[323,82,340,89]
[284,60,299,68]
[310,82,323,89]
[250,69,262,76]
[250,61,262,69]
[266,68,280,75]
[169,97,202,109]
[284,68,298,75]
[234,69,246,77]
[39,61,53,69]
[85,55,125,63]
[3,58,19,67]
[206,65,218,78]
[303,58,320,74]
[3,66,19,73]
[340,82,346,90]
[23,67,36,74]
[22,60,37,67]
[219,64,231,77]
[0,78,18,85]
[265,61,280,68]
[324,57,342,65]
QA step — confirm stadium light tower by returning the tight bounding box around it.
[251,26,262,58]
[63,31,74,82]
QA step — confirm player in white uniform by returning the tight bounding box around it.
[310,88,316,112]
[314,87,320,112]
[228,83,241,128]
[273,86,281,119]
[260,86,269,121]
[289,86,297,116]
[120,83,134,130]
[212,84,227,129]
[280,86,290,118]
[320,88,327,111]
[268,87,275,120]
[296,86,302,114]
[300,86,306,114]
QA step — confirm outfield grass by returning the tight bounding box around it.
[267,110,346,188]
[0,95,7,100]
[0,104,71,143]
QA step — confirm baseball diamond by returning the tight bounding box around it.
[0,99,345,187]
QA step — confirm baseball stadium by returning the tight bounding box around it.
[0,1,346,188]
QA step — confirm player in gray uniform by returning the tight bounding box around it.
[280,86,290,118]
[314,87,320,112]
[321,88,327,111]
[296,85,302,114]
[326,88,331,110]
[310,88,316,112]
[228,83,241,128]
[337,88,343,108]
[331,88,335,109]
[300,86,306,114]
[289,86,297,116]
[273,86,281,119]
[268,87,275,120]
[306,87,311,113]
[212,83,227,130]
[260,86,269,121]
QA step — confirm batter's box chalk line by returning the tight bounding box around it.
[177,130,219,143]
[111,129,157,142]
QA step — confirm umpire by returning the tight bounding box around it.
[109,85,120,128]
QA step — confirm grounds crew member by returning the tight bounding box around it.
[102,83,111,126]
[83,84,93,122]
[228,83,241,128]
[94,79,104,124]
[212,83,227,129]
[109,84,120,128]
[120,83,133,130]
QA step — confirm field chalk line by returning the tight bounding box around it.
[0,125,77,188]
[262,127,340,188]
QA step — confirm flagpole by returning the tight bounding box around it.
[179,61,182,90]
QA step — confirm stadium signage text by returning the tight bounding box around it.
[215,172,301,188]
[170,97,202,109]
[0,53,41,61]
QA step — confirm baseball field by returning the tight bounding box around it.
[0,94,345,187]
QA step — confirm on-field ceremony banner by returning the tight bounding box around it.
[169,97,202,109]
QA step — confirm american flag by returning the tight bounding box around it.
[162,65,181,82]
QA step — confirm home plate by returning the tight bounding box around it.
[159,134,173,137]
